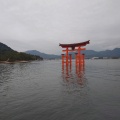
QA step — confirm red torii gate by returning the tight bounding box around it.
[59,40,90,66]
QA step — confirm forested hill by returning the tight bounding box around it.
[0,42,13,52]
[0,42,43,62]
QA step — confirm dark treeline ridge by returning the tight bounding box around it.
[0,42,43,62]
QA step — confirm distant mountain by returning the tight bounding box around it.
[25,48,120,59]
[25,50,61,59]
[0,42,43,62]
[82,48,120,58]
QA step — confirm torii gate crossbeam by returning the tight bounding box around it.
[59,40,90,66]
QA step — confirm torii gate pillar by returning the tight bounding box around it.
[59,40,90,67]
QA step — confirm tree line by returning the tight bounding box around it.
[0,49,43,62]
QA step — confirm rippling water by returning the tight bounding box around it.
[0,59,120,120]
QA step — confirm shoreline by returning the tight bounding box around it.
[0,60,29,64]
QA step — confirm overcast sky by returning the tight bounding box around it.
[0,0,120,54]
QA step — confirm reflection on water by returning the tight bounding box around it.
[75,64,85,86]
[61,63,87,95]
[62,64,86,85]
[0,60,120,120]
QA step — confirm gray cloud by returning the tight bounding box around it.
[0,0,120,54]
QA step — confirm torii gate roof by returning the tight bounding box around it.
[59,40,90,49]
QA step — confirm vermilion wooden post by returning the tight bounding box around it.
[75,53,78,65]
[66,47,69,65]
[61,54,64,65]
[59,40,90,68]
[78,46,81,65]
[69,54,72,66]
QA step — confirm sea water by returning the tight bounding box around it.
[0,59,120,120]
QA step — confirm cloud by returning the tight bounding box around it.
[0,0,120,54]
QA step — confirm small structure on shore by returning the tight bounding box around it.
[59,40,90,67]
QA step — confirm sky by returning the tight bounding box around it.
[0,0,120,54]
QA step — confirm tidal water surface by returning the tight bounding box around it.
[0,59,120,120]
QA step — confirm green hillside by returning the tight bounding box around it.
[0,42,43,62]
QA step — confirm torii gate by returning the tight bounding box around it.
[59,40,90,66]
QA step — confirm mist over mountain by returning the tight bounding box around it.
[25,48,120,59]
